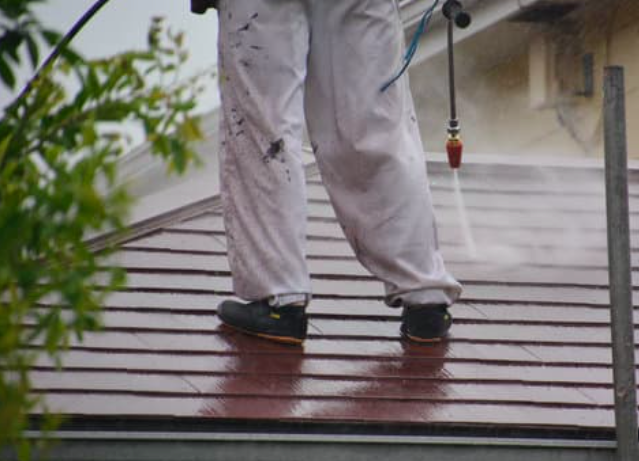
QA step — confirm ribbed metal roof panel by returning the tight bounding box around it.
[32,161,639,434]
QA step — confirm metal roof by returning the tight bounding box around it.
[27,159,639,459]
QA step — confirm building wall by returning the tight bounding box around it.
[410,0,639,158]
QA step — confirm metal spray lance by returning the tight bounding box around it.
[381,0,471,168]
[442,0,471,169]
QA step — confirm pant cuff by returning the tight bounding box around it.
[384,287,461,308]
[268,293,311,307]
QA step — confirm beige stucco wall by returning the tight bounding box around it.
[410,0,639,158]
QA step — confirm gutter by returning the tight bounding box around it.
[12,431,616,461]
[24,430,618,448]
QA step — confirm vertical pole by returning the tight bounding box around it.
[604,65,639,461]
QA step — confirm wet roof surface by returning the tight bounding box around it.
[33,161,639,435]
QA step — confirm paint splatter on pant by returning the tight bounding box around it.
[217,0,462,307]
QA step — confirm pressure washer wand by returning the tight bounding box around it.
[442,0,471,169]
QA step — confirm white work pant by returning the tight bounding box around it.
[217,0,462,307]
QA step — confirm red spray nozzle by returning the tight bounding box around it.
[446,134,463,169]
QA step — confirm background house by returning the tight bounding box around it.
[406,0,639,158]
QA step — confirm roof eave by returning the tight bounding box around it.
[400,0,543,65]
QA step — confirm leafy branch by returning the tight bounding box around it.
[0,6,210,459]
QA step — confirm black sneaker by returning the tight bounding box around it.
[217,299,308,345]
[400,305,452,343]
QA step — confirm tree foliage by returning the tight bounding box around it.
[0,0,65,89]
[0,2,207,459]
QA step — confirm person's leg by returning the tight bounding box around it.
[304,0,462,327]
[217,0,311,304]
[216,0,311,343]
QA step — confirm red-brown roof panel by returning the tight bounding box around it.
[31,161,639,435]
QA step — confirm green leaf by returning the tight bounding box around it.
[83,67,99,96]
[0,133,12,166]
[0,56,16,88]
[95,101,134,121]
[59,47,83,65]
[40,29,61,47]
[0,30,23,63]
[25,34,40,69]
[180,117,203,141]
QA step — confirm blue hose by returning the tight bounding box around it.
[380,0,440,92]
